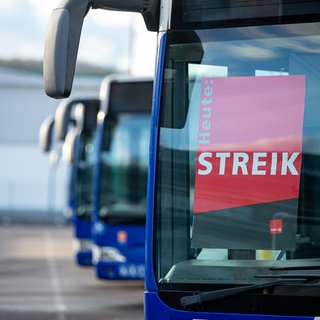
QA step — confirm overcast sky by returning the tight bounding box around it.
[0,0,157,76]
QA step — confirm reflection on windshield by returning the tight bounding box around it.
[76,134,96,220]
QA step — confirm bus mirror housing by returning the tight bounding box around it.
[44,0,90,98]
[39,116,55,152]
[55,98,100,140]
[43,0,159,99]
[62,128,79,163]
[55,99,77,140]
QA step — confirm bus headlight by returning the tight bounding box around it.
[92,245,101,264]
[73,239,92,252]
[92,246,127,263]
[80,239,93,251]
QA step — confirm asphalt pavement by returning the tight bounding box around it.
[0,225,144,320]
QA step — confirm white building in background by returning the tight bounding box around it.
[0,67,103,223]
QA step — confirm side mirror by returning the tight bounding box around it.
[39,116,55,152]
[62,128,80,163]
[55,99,78,140]
[55,98,100,140]
[43,0,90,98]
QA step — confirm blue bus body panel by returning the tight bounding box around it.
[93,223,145,248]
[74,219,92,266]
[144,292,315,320]
[145,32,166,292]
[76,250,92,266]
[74,219,91,239]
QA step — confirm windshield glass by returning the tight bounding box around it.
[76,133,96,220]
[155,22,320,289]
[98,113,150,224]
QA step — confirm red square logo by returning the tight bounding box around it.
[117,230,128,244]
[270,219,283,235]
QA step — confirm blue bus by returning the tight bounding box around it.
[44,0,320,319]
[92,75,152,280]
[55,98,99,266]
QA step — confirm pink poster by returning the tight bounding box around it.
[194,75,305,214]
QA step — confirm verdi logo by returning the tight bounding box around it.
[194,76,305,214]
[270,219,283,235]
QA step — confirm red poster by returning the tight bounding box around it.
[194,75,305,214]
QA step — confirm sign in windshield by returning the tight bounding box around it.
[192,75,306,250]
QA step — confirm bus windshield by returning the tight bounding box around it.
[98,113,150,225]
[76,133,96,220]
[155,22,320,288]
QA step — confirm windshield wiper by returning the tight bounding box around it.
[270,265,320,271]
[180,278,307,307]
[255,273,320,280]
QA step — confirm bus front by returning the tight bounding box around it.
[145,0,320,319]
[91,77,152,280]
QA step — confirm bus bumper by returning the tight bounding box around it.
[95,261,145,280]
[73,238,93,266]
